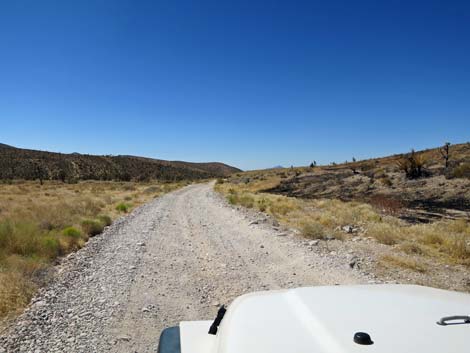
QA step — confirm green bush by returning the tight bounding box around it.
[41,236,61,258]
[62,226,82,238]
[115,203,129,213]
[227,194,238,205]
[81,219,104,237]
[97,215,112,227]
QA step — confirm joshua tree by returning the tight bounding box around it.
[309,162,315,168]
[439,142,451,169]
[352,157,356,162]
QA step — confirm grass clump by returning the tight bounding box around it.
[380,254,427,273]
[115,203,130,213]
[62,226,82,238]
[98,215,112,227]
[0,271,36,318]
[452,163,470,179]
[80,219,104,237]
[368,223,401,245]
[301,222,326,239]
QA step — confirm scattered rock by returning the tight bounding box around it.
[349,256,360,269]
[116,335,131,342]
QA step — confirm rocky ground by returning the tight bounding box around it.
[0,182,379,353]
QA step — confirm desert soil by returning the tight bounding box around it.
[1,182,374,353]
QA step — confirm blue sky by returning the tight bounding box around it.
[1,1,469,170]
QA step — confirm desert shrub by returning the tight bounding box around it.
[396,150,427,179]
[80,219,104,237]
[380,254,426,272]
[0,220,14,248]
[444,234,470,260]
[41,235,61,258]
[421,232,444,245]
[0,221,42,257]
[301,222,326,239]
[399,242,427,256]
[360,162,375,172]
[123,184,136,191]
[0,271,36,318]
[98,215,112,227]
[257,198,269,212]
[144,186,160,194]
[216,178,225,185]
[227,194,238,205]
[379,176,393,187]
[452,163,470,179]
[368,223,401,245]
[2,255,45,276]
[269,198,298,216]
[62,226,82,238]
[369,195,404,216]
[238,194,255,208]
[115,203,129,213]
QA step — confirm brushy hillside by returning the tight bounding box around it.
[215,142,470,292]
[0,180,188,321]
[232,142,470,222]
[0,144,241,182]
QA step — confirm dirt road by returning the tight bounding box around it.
[0,183,366,353]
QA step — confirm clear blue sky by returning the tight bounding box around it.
[1,1,469,170]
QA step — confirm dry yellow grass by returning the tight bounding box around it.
[379,254,427,273]
[0,180,188,320]
[216,178,470,268]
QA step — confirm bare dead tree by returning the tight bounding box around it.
[439,142,451,169]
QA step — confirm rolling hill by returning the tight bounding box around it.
[0,144,241,182]
[228,142,470,222]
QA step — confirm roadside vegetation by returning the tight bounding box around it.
[0,180,188,320]
[215,170,470,272]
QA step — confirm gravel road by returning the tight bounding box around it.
[0,182,367,353]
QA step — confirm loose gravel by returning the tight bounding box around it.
[0,182,370,353]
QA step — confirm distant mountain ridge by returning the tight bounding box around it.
[0,144,241,182]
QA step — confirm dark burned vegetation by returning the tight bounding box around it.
[216,144,470,290]
[262,142,470,222]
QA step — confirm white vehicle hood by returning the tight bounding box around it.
[180,285,470,353]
